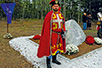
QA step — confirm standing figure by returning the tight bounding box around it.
[97,8,102,37]
[87,13,92,30]
[97,8,102,27]
[37,0,66,68]
[83,12,87,30]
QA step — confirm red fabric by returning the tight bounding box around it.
[37,10,66,58]
[52,29,62,32]
[33,35,41,40]
[85,36,95,45]
[51,12,66,32]
[51,12,66,55]
[51,32,65,55]
[97,26,100,30]
[58,7,61,11]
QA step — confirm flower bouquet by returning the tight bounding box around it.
[3,33,13,39]
[66,44,79,55]
[94,37,102,45]
[33,35,41,40]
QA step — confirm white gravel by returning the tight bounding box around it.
[9,35,102,68]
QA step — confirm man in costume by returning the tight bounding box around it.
[97,8,102,37]
[37,0,66,68]
[97,8,102,27]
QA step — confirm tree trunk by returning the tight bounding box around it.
[37,10,39,19]
[22,0,25,20]
[41,0,43,23]
[78,13,80,23]
[89,0,91,13]
[60,0,62,8]
[63,0,66,18]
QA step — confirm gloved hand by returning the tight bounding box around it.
[61,29,66,39]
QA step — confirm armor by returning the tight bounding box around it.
[97,8,102,38]
[97,7,102,22]
[97,12,102,21]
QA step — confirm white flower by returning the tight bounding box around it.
[94,37,102,44]
[3,33,13,39]
[66,44,79,55]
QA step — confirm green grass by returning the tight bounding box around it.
[85,30,97,33]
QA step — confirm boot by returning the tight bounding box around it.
[52,55,61,65]
[46,57,52,68]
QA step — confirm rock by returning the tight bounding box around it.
[65,19,86,46]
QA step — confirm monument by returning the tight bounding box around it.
[65,19,86,46]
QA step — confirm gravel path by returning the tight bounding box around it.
[9,36,102,68]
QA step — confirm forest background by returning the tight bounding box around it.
[0,0,102,23]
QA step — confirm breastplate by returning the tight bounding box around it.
[97,12,102,21]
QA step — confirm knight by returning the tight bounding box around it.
[37,0,66,68]
[97,7,102,37]
[97,7,102,26]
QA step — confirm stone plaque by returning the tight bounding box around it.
[65,19,86,46]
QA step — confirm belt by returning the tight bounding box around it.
[52,31,61,34]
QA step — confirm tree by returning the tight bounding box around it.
[80,0,102,21]
[1,0,101,22]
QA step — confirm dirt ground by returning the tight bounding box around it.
[0,20,99,68]
[0,19,42,68]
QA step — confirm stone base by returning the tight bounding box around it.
[9,36,102,68]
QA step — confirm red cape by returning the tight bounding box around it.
[37,10,66,58]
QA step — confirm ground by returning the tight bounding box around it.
[0,19,98,68]
[0,19,42,68]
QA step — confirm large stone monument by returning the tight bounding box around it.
[65,19,86,46]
